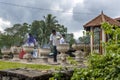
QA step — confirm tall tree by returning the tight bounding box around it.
[30,14,67,47]
[2,14,68,47]
[4,23,30,46]
[43,14,58,30]
[4,24,21,35]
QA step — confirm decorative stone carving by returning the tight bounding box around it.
[57,44,69,65]
[72,44,84,63]
[11,46,22,61]
[1,49,11,60]
[23,46,34,53]
[84,44,90,57]
[23,46,34,62]
[39,48,51,63]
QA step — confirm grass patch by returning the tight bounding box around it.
[0,61,57,70]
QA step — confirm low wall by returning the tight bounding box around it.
[0,68,73,80]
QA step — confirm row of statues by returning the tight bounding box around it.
[1,43,89,65]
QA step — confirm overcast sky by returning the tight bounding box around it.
[0,0,120,39]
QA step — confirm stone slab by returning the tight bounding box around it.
[0,68,52,80]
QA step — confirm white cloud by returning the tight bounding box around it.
[72,30,85,39]
[0,0,120,37]
[0,0,85,33]
[73,0,84,5]
[0,18,11,32]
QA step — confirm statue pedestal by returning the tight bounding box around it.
[12,54,20,61]
[72,44,84,64]
[23,46,34,62]
[74,50,84,63]
[57,44,69,65]
[11,46,21,61]
[59,53,68,65]
[1,50,11,60]
[39,48,50,64]
[23,53,32,62]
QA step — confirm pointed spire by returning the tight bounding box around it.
[101,10,105,22]
[101,10,104,15]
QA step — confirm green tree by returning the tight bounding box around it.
[0,34,14,48]
[79,36,90,44]
[66,33,75,47]
[43,14,58,30]
[4,23,30,46]
[56,24,67,34]
[30,20,49,46]
[4,24,21,35]
[2,14,68,47]
[30,14,67,47]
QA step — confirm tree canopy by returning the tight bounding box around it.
[0,14,69,48]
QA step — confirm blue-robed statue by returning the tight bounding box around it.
[26,33,36,47]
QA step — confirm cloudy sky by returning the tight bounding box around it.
[0,0,120,39]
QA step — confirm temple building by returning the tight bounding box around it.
[115,17,120,22]
[83,12,120,54]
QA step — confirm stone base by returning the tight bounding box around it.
[59,53,68,65]
[2,55,10,60]
[12,54,20,61]
[75,58,84,63]
[23,53,33,62]
[0,68,53,80]
[0,68,74,80]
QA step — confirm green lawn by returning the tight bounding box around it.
[0,61,56,70]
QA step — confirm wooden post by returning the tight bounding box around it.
[101,29,106,54]
[90,27,93,54]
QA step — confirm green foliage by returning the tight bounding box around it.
[79,31,90,44]
[0,34,21,48]
[49,65,75,80]
[66,33,76,47]
[1,14,68,47]
[102,22,120,44]
[49,56,78,80]
[67,56,78,66]
[0,23,30,47]
[71,53,120,80]
[102,22,120,54]
[49,66,65,80]
[0,49,2,59]
[79,35,90,44]
[71,22,120,80]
